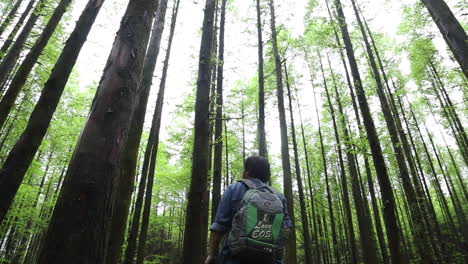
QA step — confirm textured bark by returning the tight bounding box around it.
[37,0,156,262]
[268,0,296,262]
[256,0,267,158]
[0,0,42,86]
[421,0,468,78]
[0,0,36,55]
[181,0,216,262]
[333,0,404,262]
[284,64,312,264]
[0,0,24,40]
[0,0,106,225]
[0,0,73,130]
[106,1,168,263]
[135,1,179,263]
[211,0,226,225]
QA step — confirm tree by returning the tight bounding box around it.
[181,0,216,262]
[36,0,157,262]
[0,0,24,40]
[256,0,267,158]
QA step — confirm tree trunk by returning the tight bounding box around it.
[421,0,468,78]
[0,0,107,225]
[36,0,156,262]
[181,0,216,262]
[105,0,168,263]
[0,0,42,86]
[0,0,73,130]
[333,0,404,262]
[268,0,297,262]
[284,63,312,264]
[210,0,226,225]
[256,0,267,158]
[0,0,24,40]
[135,1,180,263]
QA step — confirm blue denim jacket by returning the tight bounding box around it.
[210,178,292,264]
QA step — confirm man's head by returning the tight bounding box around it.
[243,156,270,183]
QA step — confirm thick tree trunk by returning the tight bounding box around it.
[0,0,107,225]
[421,0,468,78]
[0,0,36,56]
[333,0,404,262]
[210,0,226,225]
[181,0,216,262]
[256,0,267,158]
[0,0,42,86]
[0,0,73,130]
[0,0,24,40]
[105,1,168,263]
[284,64,312,264]
[135,1,180,263]
[268,1,297,262]
[36,0,156,262]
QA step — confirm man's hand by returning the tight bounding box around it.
[204,254,217,264]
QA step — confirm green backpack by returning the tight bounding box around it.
[227,179,290,259]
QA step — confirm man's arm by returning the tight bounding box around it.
[205,231,224,263]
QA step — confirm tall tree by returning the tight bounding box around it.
[36,0,157,262]
[256,0,267,158]
[0,0,24,40]
[421,0,468,78]
[106,0,169,263]
[333,0,404,262]
[0,0,73,130]
[269,0,297,262]
[211,0,227,224]
[0,0,106,224]
[0,0,36,55]
[181,0,216,262]
[135,1,180,263]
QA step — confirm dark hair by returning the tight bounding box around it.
[244,156,270,183]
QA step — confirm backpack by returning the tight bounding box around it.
[227,179,290,260]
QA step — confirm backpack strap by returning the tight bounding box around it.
[239,179,259,190]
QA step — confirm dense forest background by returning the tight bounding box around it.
[0,0,466,263]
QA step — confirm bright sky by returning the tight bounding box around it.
[67,0,466,174]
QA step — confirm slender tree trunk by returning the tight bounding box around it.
[0,0,73,130]
[0,0,24,40]
[321,53,379,264]
[181,0,216,262]
[284,63,312,264]
[0,0,107,225]
[0,0,36,56]
[135,2,180,263]
[210,0,226,225]
[333,0,404,262]
[105,1,168,263]
[256,0,267,158]
[421,0,468,78]
[37,0,156,262]
[0,0,43,85]
[268,0,296,261]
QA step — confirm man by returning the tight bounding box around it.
[205,156,292,264]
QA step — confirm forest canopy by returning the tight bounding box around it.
[0,0,466,263]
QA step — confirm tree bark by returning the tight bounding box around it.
[0,0,73,130]
[268,0,297,262]
[36,0,156,262]
[105,0,168,263]
[333,0,404,262]
[181,0,216,262]
[421,0,468,78]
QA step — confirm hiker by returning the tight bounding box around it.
[204,156,292,264]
